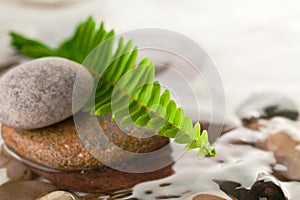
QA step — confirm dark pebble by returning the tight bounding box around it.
[237,92,299,121]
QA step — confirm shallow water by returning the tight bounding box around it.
[2,123,300,199]
[127,126,300,199]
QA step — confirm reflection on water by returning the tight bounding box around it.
[1,122,300,199]
[128,127,300,199]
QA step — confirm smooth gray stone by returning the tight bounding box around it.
[0,57,93,129]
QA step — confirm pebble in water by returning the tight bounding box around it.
[0,181,58,200]
[0,148,9,167]
[237,92,299,122]
[5,159,32,182]
[37,191,79,200]
[236,91,300,183]
[0,145,32,182]
[129,123,300,199]
[187,191,231,200]
[0,57,94,129]
[254,118,300,181]
[236,116,300,182]
[192,194,227,200]
[215,174,287,200]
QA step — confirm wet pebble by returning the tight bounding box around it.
[237,116,300,182]
[248,180,287,200]
[0,150,10,167]
[0,145,33,181]
[192,194,228,200]
[188,192,231,200]
[6,159,32,181]
[215,173,287,200]
[237,92,299,122]
[0,57,93,129]
[257,131,300,181]
[240,116,300,182]
[0,168,8,186]
[0,180,58,200]
[37,191,78,200]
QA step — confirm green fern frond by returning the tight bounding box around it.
[10,17,114,63]
[9,17,216,156]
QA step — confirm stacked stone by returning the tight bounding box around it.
[0,57,172,193]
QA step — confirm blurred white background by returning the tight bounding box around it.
[1,0,300,122]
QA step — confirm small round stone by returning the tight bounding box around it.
[6,159,33,182]
[0,181,58,200]
[0,57,93,129]
[0,144,33,182]
[187,191,233,200]
[193,195,225,200]
[0,149,10,168]
[37,191,78,200]
[257,131,300,181]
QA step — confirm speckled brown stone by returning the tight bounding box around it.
[28,161,174,193]
[3,138,173,193]
[1,114,170,171]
